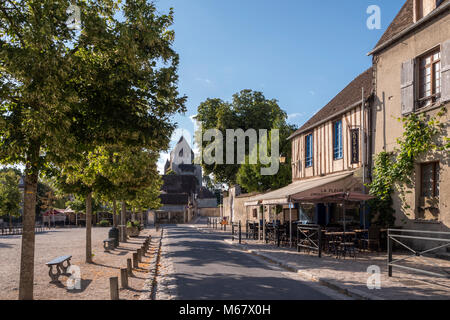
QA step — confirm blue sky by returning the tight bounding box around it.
[152,0,406,173]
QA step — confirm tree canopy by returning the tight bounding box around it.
[195,89,296,187]
[0,169,21,218]
[236,123,296,193]
[0,0,185,299]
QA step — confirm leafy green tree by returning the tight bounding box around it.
[237,124,296,193]
[0,0,79,299]
[195,90,293,186]
[0,170,21,227]
[1,0,185,299]
[54,144,162,256]
[130,176,163,224]
[89,146,162,241]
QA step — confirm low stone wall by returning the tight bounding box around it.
[197,208,220,217]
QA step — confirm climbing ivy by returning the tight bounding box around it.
[368,107,448,227]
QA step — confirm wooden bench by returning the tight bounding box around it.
[103,238,116,252]
[45,255,72,282]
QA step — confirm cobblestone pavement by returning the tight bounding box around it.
[194,224,450,300]
[0,227,158,300]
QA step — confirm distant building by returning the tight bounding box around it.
[164,136,202,187]
[196,187,219,217]
[155,136,219,224]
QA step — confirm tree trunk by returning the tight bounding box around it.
[132,207,136,221]
[120,201,127,242]
[9,214,12,230]
[85,192,93,263]
[18,146,39,300]
[112,200,117,227]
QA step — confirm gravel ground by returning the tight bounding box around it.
[0,227,158,300]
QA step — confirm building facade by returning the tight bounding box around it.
[164,136,202,187]
[157,136,218,223]
[284,68,374,226]
[369,0,450,232]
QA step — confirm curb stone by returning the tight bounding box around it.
[140,228,163,300]
[154,228,179,300]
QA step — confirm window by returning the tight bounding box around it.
[333,120,343,160]
[305,133,313,168]
[421,162,439,198]
[179,148,183,157]
[414,1,440,22]
[418,49,441,108]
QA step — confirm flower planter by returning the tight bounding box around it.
[126,226,140,237]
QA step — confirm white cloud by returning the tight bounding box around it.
[309,90,316,96]
[195,77,212,85]
[288,113,304,120]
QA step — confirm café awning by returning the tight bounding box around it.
[43,209,67,216]
[244,171,358,206]
[292,192,375,203]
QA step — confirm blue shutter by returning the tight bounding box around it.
[333,121,343,160]
[305,134,313,167]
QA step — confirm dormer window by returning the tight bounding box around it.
[414,0,440,22]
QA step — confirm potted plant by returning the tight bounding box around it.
[126,221,141,237]
[97,219,110,227]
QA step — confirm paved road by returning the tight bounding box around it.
[163,225,348,300]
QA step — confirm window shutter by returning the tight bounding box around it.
[441,39,450,103]
[401,59,415,115]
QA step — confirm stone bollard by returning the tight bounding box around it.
[137,248,142,262]
[120,268,128,288]
[110,277,119,300]
[141,245,146,256]
[127,258,133,276]
[132,252,138,268]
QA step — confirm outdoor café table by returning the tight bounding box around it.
[248,222,258,239]
[353,229,368,250]
[253,223,260,240]
[324,232,356,255]
[325,232,356,237]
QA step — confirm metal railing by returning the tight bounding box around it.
[207,217,223,230]
[231,222,242,244]
[297,224,322,258]
[388,229,450,278]
[1,224,47,236]
[245,221,261,240]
